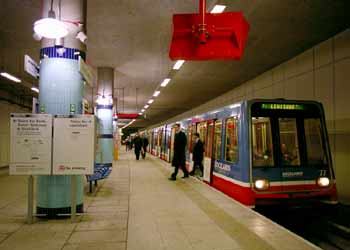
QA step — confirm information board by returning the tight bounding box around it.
[53,115,95,175]
[10,114,52,175]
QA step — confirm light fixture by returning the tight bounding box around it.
[317,177,330,187]
[173,60,185,70]
[210,5,226,13]
[148,99,154,104]
[141,109,145,112]
[153,91,160,97]
[144,105,149,109]
[0,72,21,83]
[160,78,171,87]
[33,3,68,39]
[31,87,39,93]
[34,18,68,39]
[254,179,270,191]
[138,112,142,115]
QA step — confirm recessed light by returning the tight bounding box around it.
[0,72,21,83]
[160,78,171,87]
[210,5,226,13]
[153,91,160,97]
[173,60,185,70]
[148,99,154,104]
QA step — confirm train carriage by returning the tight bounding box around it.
[148,99,338,207]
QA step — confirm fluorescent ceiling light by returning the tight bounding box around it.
[153,91,160,97]
[138,112,142,115]
[144,104,149,109]
[160,78,171,87]
[31,87,39,93]
[0,72,21,83]
[34,18,68,39]
[173,60,185,70]
[210,5,226,13]
[148,99,154,104]
[141,109,145,112]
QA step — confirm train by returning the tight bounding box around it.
[143,99,338,207]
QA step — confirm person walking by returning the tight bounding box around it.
[189,133,204,177]
[142,135,149,159]
[133,133,143,160]
[169,124,189,181]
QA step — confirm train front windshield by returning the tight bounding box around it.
[251,102,330,171]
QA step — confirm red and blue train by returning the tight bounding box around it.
[144,99,338,207]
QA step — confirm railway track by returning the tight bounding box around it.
[255,203,350,250]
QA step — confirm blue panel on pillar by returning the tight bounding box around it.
[40,47,86,61]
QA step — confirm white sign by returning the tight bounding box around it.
[24,55,39,78]
[53,115,95,175]
[78,56,94,87]
[10,114,52,175]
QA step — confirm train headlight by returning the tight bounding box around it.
[317,177,330,187]
[254,179,270,191]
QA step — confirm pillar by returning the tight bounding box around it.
[37,0,86,216]
[95,67,114,166]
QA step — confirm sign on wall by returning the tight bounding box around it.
[10,114,52,175]
[24,55,39,79]
[53,115,95,175]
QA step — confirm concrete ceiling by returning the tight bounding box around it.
[1,0,349,128]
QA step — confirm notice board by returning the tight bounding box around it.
[10,114,52,175]
[53,115,95,175]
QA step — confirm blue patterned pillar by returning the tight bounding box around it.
[36,0,86,216]
[95,67,114,166]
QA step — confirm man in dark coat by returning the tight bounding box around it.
[169,124,189,180]
[142,135,149,159]
[133,133,143,160]
[189,133,204,177]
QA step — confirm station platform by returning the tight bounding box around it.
[0,151,321,250]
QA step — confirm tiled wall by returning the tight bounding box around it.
[0,101,29,167]
[159,29,350,203]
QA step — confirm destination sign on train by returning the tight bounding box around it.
[261,103,304,110]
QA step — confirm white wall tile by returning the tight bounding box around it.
[315,38,333,68]
[272,65,284,83]
[272,82,284,98]
[254,86,273,99]
[334,59,350,133]
[296,48,314,74]
[284,77,298,100]
[315,65,334,127]
[334,29,350,61]
[284,57,298,78]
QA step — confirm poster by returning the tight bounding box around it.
[10,114,52,175]
[53,115,95,175]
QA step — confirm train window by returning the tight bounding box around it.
[189,124,196,153]
[198,122,207,145]
[252,117,274,167]
[206,122,214,157]
[225,117,239,163]
[213,120,222,160]
[304,118,327,165]
[279,118,300,166]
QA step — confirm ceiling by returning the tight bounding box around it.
[1,0,349,128]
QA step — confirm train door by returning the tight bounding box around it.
[157,128,163,157]
[278,118,305,192]
[197,122,209,179]
[169,127,176,162]
[212,119,223,184]
[188,124,196,170]
[203,121,214,183]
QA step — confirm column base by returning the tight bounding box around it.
[36,204,83,218]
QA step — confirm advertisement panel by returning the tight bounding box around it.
[53,115,95,175]
[10,114,52,175]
